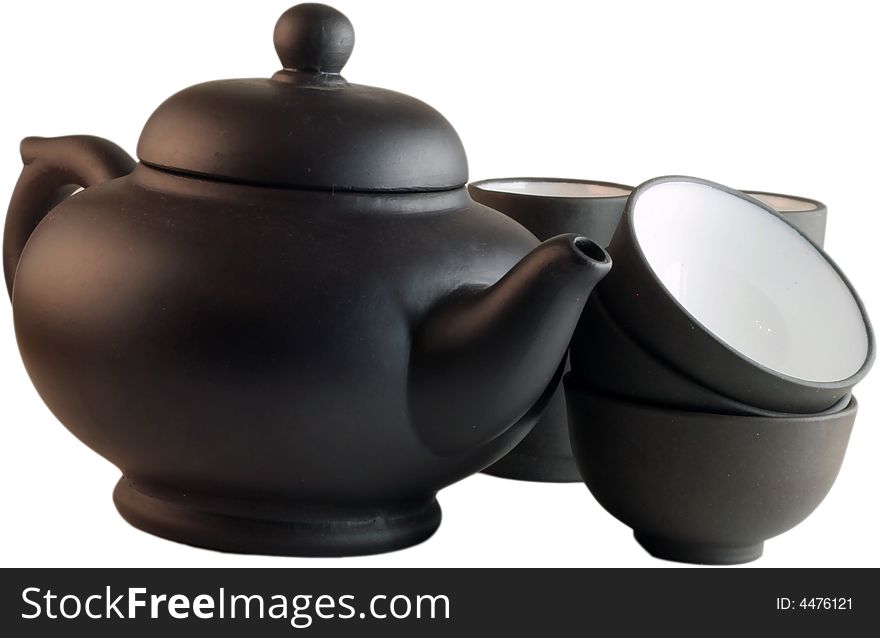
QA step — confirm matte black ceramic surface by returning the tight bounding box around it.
[743,190,827,247]
[564,376,857,564]
[468,178,633,248]
[3,5,612,556]
[138,4,468,191]
[598,175,874,414]
[468,178,631,482]
[571,293,851,417]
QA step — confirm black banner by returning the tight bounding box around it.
[0,568,874,636]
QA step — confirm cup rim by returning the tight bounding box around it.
[563,373,859,422]
[468,177,633,201]
[741,190,825,214]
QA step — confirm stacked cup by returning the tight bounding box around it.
[566,176,873,564]
[468,179,834,484]
[470,174,870,563]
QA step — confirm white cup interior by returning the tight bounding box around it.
[475,179,631,198]
[747,192,819,213]
[632,180,868,383]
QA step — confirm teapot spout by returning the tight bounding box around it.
[410,234,611,454]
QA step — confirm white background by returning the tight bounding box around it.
[0,0,877,568]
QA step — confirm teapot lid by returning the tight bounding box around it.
[136,4,468,192]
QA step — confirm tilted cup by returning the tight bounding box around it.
[597,176,873,414]
[571,292,851,417]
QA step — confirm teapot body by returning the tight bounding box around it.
[6,5,613,556]
[13,164,542,507]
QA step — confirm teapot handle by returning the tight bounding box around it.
[3,135,135,297]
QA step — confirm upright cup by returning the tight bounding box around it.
[468,177,632,482]
[743,190,827,247]
[564,377,858,564]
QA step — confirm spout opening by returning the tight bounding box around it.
[573,236,609,264]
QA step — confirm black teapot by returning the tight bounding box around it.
[3,4,610,555]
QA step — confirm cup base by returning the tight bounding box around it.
[113,477,441,557]
[483,450,582,483]
[483,376,582,483]
[634,531,764,565]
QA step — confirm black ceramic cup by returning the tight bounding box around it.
[468,178,633,247]
[571,292,851,417]
[564,375,858,565]
[597,175,874,414]
[467,177,633,482]
[743,190,827,247]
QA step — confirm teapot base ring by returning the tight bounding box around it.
[112,478,441,557]
[634,531,764,565]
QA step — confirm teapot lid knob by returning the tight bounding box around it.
[273,3,355,74]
